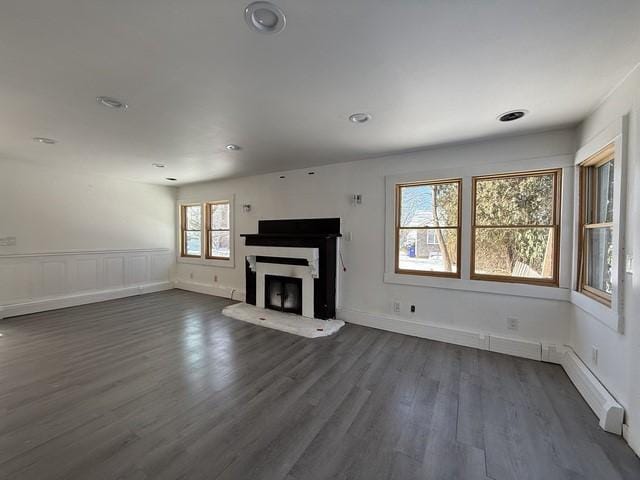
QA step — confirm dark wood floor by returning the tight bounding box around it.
[1,290,638,480]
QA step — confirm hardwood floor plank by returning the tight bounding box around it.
[1,290,638,480]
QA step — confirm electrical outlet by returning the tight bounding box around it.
[626,254,633,274]
[393,302,400,313]
[410,305,416,313]
[0,236,16,247]
[507,317,519,331]
[214,275,218,282]
[189,272,194,280]
[592,346,599,365]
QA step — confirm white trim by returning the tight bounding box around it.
[244,245,320,278]
[489,335,542,361]
[1,282,172,319]
[571,115,628,332]
[623,424,640,457]
[541,343,568,364]
[338,307,566,364]
[561,348,624,434]
[173,279,245,301]
[0,248,170,258]
[337,306,624,436]
[384,155,574,298]
[176,195,235,268]
[384,272,570,300]
[338,307,489,350]
[1,249,173,314]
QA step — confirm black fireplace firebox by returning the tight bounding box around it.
[265,275,303,315]
[241,218,341,319]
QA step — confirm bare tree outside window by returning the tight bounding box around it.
[396,179,461,277]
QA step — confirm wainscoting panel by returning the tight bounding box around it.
[0,249,173,318]
[105,256,126,288]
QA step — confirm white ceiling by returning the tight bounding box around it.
[1,1,639,185]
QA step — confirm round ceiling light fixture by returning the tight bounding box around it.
[226,144,241,151]
[33,137,57,144]
[152,163,166,168]
[245,2,286,34]
[349,113,372,124]
[498,109,528,122]
[97,96,128,110]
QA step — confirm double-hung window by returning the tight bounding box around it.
[181,204,202,258]
[471,169,561,285]
[180,200,232,261]
[206,201,231,260]
[577,144,615,306]
[395,179,461,277]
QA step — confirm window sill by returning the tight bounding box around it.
[570,290,623,332]
[177,256,235,269]
[383,272,570,301]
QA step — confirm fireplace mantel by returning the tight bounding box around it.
[244,245,319,278]
[241,218,341,320]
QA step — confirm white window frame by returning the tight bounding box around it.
[571,116,628,332]
[177,195,235,268]
[384,157,574,301]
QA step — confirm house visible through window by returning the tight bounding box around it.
[472,169,561,285]
[181,204,202,257]
[578,144,615,305]
[396,179,461,277]
[206,201,231,259]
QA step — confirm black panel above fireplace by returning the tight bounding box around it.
[257,218,341,236]
[241,218,341,320]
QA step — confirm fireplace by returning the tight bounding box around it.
[241,218,341,319]
[265,275,303,314]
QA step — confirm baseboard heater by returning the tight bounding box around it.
[561,349,624,435]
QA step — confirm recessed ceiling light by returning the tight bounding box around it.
[308,171,315,175]
[97,96,128,110]
[33,137,57,144]
[245,2,286,34]
[152,163,166,168]
[226,144,241,151]
[349,113,371,124]
[498,110,528,122]
[165,177,177,182]
[279,175,286,179]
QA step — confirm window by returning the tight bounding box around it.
[206,201,231,259]
[396,179,461,277]
[472,169,561,285]
[578,144,614,306]
[181,204,202,257]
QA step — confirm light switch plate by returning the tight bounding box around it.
[626,254,633,274]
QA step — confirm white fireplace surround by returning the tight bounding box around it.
[246,246,319,319]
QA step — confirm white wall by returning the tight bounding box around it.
[572,65,640,452]
[0,158,177,316]
[176,128,577,353]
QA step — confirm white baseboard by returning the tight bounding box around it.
[337,308,566,366]
[338,308,490,350]
[561,349,624,435]
[623,424,640,457]
[541,343,568,364]
[489,335,542,361]
[173,279,246,302]
[337,307,626,438]
[0,281,173,319]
